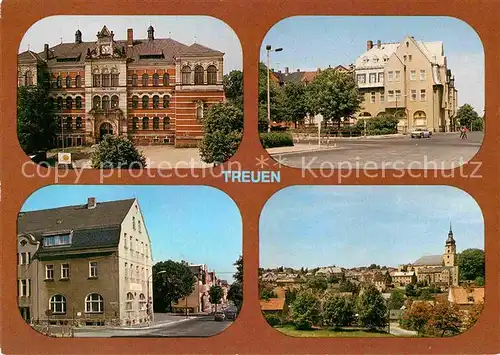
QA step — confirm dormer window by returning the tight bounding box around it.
[43,233,72,247]
[363,57,369,64]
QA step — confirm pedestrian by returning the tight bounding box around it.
[459,126,464,139]
[463,126,468,140]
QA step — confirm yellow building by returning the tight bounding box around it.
[354,36,458,133]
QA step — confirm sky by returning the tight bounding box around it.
[21,185,242,283]
[260,186,484,270]
[261,16,484,113]
[19,16,243,73]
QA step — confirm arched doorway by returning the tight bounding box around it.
[99,122,113,141]
[413,111,427,127]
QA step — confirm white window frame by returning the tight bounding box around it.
[395,90,401,101]
[61,263,70,279]
[45,264,54,280]
[420,70,426,81]
[420,89,427,101]
[85,293,104,313]
[387,71,393,82]
[50,294,66,314]
[126,293,134,311]
[411,89,417,101]
[357,74,366,84]
[388,90,395,102]
[370,92,376,104]
[378,72,384,84]
[395,71,401,82]
[89,261,98,278]
[410,70,416,81]
[369,73,376,83]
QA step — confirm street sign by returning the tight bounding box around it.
[57,152,72,165]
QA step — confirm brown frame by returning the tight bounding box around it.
[1,0,499,354]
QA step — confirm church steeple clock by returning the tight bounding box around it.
[443,223,457,267]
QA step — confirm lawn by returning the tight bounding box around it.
[274,324,394,337]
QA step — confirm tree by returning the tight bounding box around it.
[233,255,243,284]
[280,81,308,126]
[258,62,284,131]
[458,248,485,282]
[463,301,484,330]
[405,284,417,298]
[339,280,357,293]
[228,256,243,312]
[306,68,361,127]
[199,103,243,164]
[474,276,485,286]
[91,135,146,169]
[152,260,196,312]
[417,288,434,301]
[428,302,462,337]
[388,289,405,310]
[356,285,388,329]
[327,275,340,284]
[403,301,433,335]
[223,70,243,109]
[307,276,328,293]
[290,291,321,330]
[323,295,355,327]
[17,84,57,154]
[209,285,224,312]
[456,104,480,129]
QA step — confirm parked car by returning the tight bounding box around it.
[224,309,236,320]
[410,127,431,138]
[214,311,226,321]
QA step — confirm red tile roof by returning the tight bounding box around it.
[260,298,285,311]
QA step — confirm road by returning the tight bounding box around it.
[132,315,233,337]
[271,132,483,170]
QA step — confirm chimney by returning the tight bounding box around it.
[127,28,133,47]
[377,40,381,48]
[367,40,374,51]
[87,197,97,209]
[285,67,289,74]
[44,44,49,60]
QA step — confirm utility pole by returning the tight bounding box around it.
[265,45,283,133]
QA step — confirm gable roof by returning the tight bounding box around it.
[21,36,223,68]
[18,198,135,237]
[174,43,224,57]
[412,255,443,266]
[18,50,45,63]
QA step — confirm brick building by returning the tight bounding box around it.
[17,197,153,327]
[17,25,225,147]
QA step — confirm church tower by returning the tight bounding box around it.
[443,223,457,267]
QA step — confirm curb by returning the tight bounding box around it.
[84,317,199,332]
[269,145,342,157]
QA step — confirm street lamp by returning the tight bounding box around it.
[266,45,283,133]
[148,270,166,324]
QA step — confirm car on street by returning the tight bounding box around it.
[410,127,431,138]
[214,311,226,321]
[224,309,236,320]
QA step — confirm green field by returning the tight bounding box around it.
[274,324,394,338]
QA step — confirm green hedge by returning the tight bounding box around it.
[260,132,294,148]
[264,313,282,327]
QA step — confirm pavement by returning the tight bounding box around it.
[72,313,233,338]
[71,145,212,169]
[268,132,483,170]
[389,322,418,337]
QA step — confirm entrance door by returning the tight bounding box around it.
[99,122,114,141]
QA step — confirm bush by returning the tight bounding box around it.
[290,291,321,330]
[91,135,146,169]
[264,314,282,327]
[260,132,294,148]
